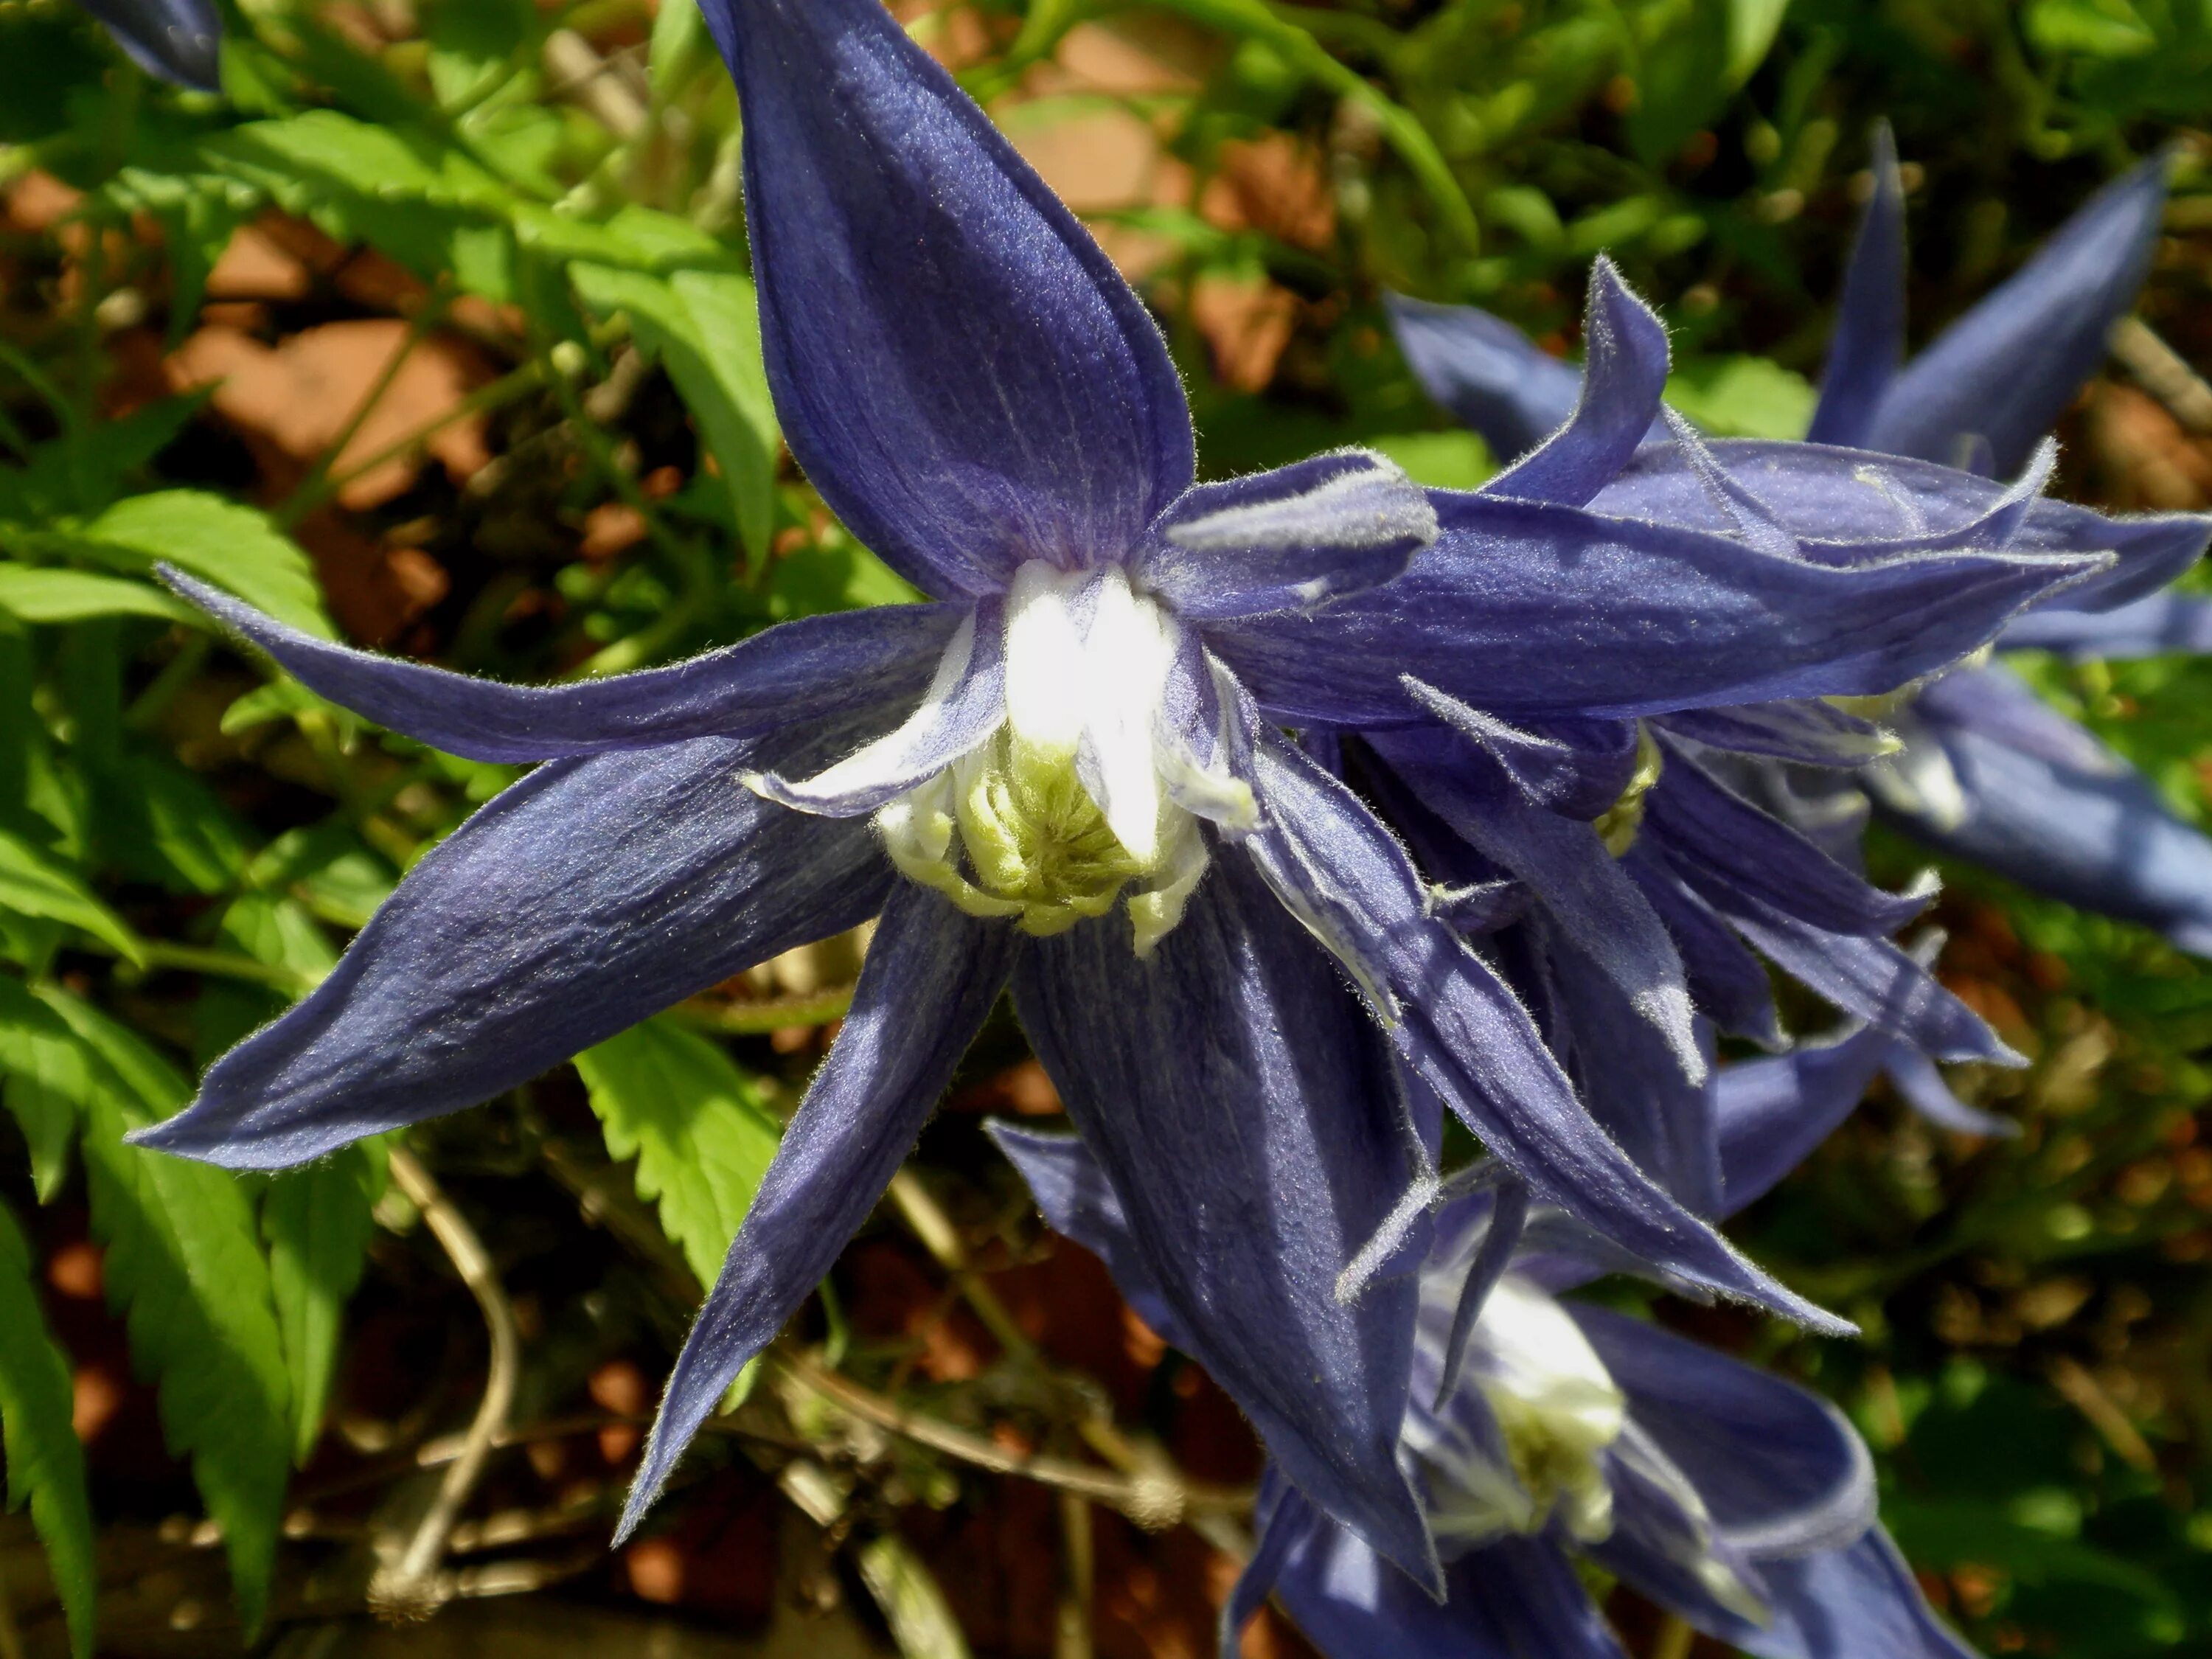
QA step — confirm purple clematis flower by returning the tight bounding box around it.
[77,0,220,91]
[995,1020,1972,1659]
[1349,250,2197,1178]
[128,1,2119,1573]
[1390,131,2212,963]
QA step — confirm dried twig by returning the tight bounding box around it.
[780,1354,1249,1530]
[2111,316,2212,436]
[367,1147,523,1623]
[2047,1354,2158,1472]
[1055,1491,1095,1659]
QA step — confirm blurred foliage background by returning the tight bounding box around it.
[1,0,2212,1655]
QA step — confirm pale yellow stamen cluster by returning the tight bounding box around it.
[874,562,1247,955]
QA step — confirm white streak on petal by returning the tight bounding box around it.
[1077,569,1180,865]
[1164,449,1437,557]
[1003,561,1092,757]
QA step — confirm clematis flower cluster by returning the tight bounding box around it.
[995,1016,1959,1659]
[1390,130,2212,969]
[121,1,2203,1652]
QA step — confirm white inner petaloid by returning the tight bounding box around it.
[878,561,1256,953]
[1405,1273,1770,1621]
[1408,1274,1627,1550]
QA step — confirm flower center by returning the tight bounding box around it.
[1594,723,1663,856]
[876,562,1251,953]
[1406,1275,1626,1551]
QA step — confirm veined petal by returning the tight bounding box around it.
[1385,291,1590,465]
[1137,449,1437,621]
[619,886,1019,1539]
[1711,1026,1896,1216]
[1272,1523,1629,1659]
[1880,703,2212,959]
[83,0,220,90]
[2002,591,2212,658]
[1013,855,1437,1588]
[1482,258,1671,509]
[1915,661,2122,773]
[1870,152,2169,477]
[1595,438,2207,613]
[1684,867,2017,1064]
[1624,845,1786,1049]
[1806,124,1906,448]
[128,733,894,1168]
[1658,702,1896,768]
[1742,1529,1980,1659]
[985,1123,1186,1347]
[743,601,1005,817]
[1884,1044,2018,1138]
[1429,1180,1531,1411]
[168,566,965,765]
[1540,925,1723,1217]
[701,0,1193,596]
[1374,725,1704,1085]
[1220,1474,1325,1659]
[1655,411,1802,561]
[1644,740,1935,939]
[1575,1307,1877,1559]
[1153,639,1260,835]
[1205,491,2109,726]
[1402,683,1642,819]
[1242,728,1851,1337]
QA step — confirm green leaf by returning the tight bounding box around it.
[246,822,397,933]
[1363,431,1497,492]
[91,754,252,897]
[0,1197,97,1659]
[571,251,782,566]
[575,1015,782,1292]
[106,170,258,342]
[766,535,923,621]
[1725,0,1793,86]
[0,394,209,520]
[2025,0,2158,58]
[38,991,291,1637]
[1665,354,1817,439]
[68,490,335,640]
[262,1144,386,1466]
[1624,0,1733,167]
[0,566,202,627]
[648,0,711,96]
[0,827,145,966]
[0,976,93,1200]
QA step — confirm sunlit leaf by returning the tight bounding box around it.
[38,990,291,1637]
[262,1144,385,1467]
[69,491,334,640]
[0,826,146,966]
[0,565,201,627]
[576,1014,782,1292]
[0,1197,97,1659]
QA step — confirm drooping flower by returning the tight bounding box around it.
[1391,131,2212,962]
[130,0,2114,1572]
[1321,244,2199,1208]
[995,1020,1971,1659]
[77,0,220,91]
